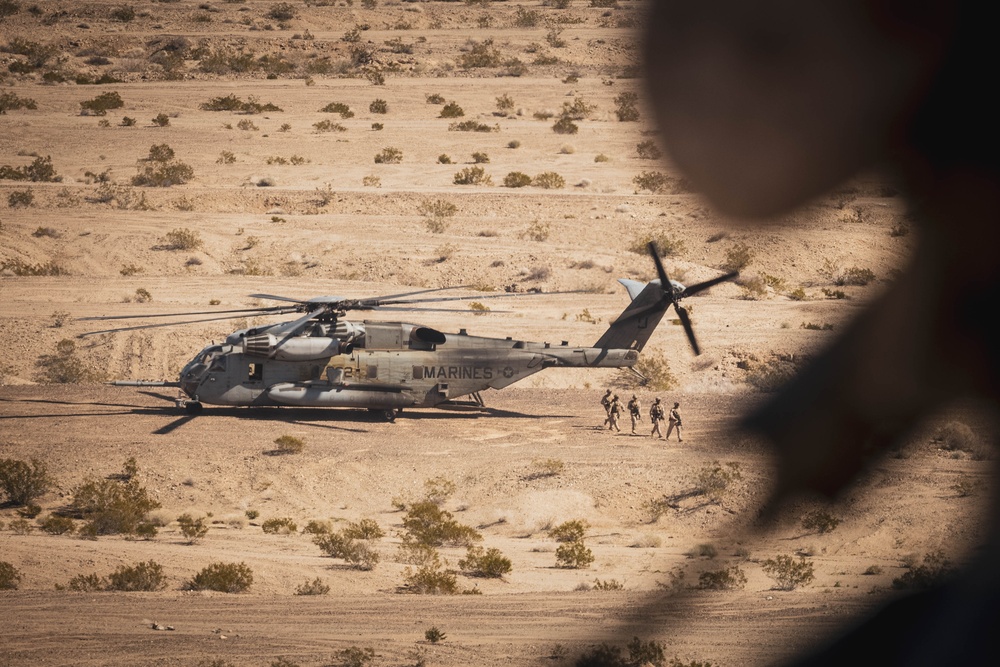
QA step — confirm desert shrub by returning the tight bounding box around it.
[80,91,124,116]
[337,647,375,667]
[68,573,105,591]
[495,93,515,115]
[556,541,595,569]
[614,91,640,121]
[1,156,57,183]
[261,517,297,534]
[691,461,743,503]
[528,458,565,480]
[267,2,296,20]
[132,155,194,187]
[550,520,588,543]
[35,338,108,383]
[533,172,565,189]
[633,170,668,193]
[107,560,167,591]
[151,113,170,127]
[273,434,304,454]
[508,140,521,149]
[402,501,481,547]
[458,546,512,578]
[459,38,501,68]
[70,464,160,536]
[637,140,662,160]
[892,550,953,590]
[629,233,686,258]
[187,562,253,593]
[449,120,495,132]
[374,147,403,164]
[761,555,815,590]
[697,566,747,590]
[619,349,677,391]
[417,199,457,222]
[453,166,492,185]
[303,520,331,535]
[801,510,840,534]
[721,242,753,272]
[314,531,381,570]
[7,188,32,208]
[369,99,387,114]
[592,579,624,591]
[146,144,175,163]
[9,518,33,534]
[425,626,447,643]
[39,514,75,535]
[472,151,490,164]
[402,552,459,594]
[0,562,22,590]
[295,577,330,595]
[437,154,452,164]
[562,98,597,120]
[552,115,578,134]
[440,101,464,118]
[217,150,236,165]
[343,518,384,540]
[836,266,876,286]
[110,5,136,22]
[320,102,354,118]
[313,119,346,132]
[177,513,209,543]
[362,175,381,187]
[0,92,38,114]
[162,228,202,250]
[0,458,54,505]
[236,119,258,131]
[426,93,445,104]
[514,6,540,26]
[504,171,532,188]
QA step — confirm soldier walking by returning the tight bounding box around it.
[608,394,622,432]
[665,401,683,442]
[650,397,665,438]
[627,394,642,434]
[600,388,613,427]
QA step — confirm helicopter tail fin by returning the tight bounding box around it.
[593,279,670,352]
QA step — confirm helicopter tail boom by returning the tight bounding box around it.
[592,280,672,352]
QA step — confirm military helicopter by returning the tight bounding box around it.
[81,244,735,420]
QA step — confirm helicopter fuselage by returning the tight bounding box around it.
[178,319,637,412]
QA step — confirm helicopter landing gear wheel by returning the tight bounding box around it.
[383,408,400,423]
[184,401,203,415]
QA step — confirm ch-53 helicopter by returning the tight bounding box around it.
[82,244,735,420]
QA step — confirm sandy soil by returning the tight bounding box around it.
[1,2,996,666]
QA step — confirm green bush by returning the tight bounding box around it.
[0,561,22,590]
[337,646,375,667]
[369,99,387,114]
[533,172,565,189]
[314,531,381,570]
[177,513,209,543]
[761,555,815,590]
[690,461,743,503]
[426,93,445,104]
[68,573,105,591]
[0,458,54,505]
[549,520,587,543]
[459,39,501,68]
[449,120,495,132]
[402,501,481,547]
[374,147,402,164]
[151,113,170,127]
[552,116,578,134]
[555,541,594,569]
[319,102,354,118]
[0,92,38,114]
[107,560,168,591]
[458,546,512,578]
[633,171,668,193]
[187,562,254,593]
[801,510,840,534]
[472,151,490,164]
[80,91,124,116]
[504,172,532,188]
[343,518,384,540]
[8,189,34,208]
[425,626,447,643]
[132,158,194,187]
[403,553,459,594]
[69,462,161,536]
[38,514,75,535]
[313,119,346,132]
[439,101,464,118]
[0,155,58,182]
[267,2,296,20]
[261,517,297,534]
[614,91,640,121]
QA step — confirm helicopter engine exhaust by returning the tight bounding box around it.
[243,334,352,361]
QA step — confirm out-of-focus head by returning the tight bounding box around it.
[643,0,951,218]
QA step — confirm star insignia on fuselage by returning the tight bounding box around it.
[502,366,515,379]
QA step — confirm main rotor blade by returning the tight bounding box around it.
[675,305,700,355]
[80,312,284,337]
[370,289,589,308]
[679,271,739,298]
[247,293,310,305]
[79,305,292,322]
[273,308,326,345]
[647,241,676,302]
[359,285,474,303]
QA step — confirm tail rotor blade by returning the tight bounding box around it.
[675,305,700,355]
[680,271,739,298]
[647,241,675,301]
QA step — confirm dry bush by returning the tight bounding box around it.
[614,91,640,121]
[70,462,160,537]
[555,541,594,569]
[552,115,578,134]
[402,552,459,594]
[374,147,402,164]
[0,457,54,506]
[295,577,330,595]
[454,166,492,185]
[628,232,686,257]
[369,98,387,114]
[313,119,346,132]
[319,101,354,118]
[402,501,481,547]
[690,461,743,504]
[177,513,209,543]
[417,199,457,224]
[343,518,384,540]
[0,561,23,590]
[261,517,297,534]
[39,514,75,535]
[533,172,565,189]
[35,339,105,383]
[449,120,495,132]
[697,566,747,590]
[472,151,490,164]
[439,101,464,118]
[459,39,501,68]
[0,155,58,182]
[426,93,445,104]
[504,171,531,188]
[549,520,587,543]
[636,140,662,159]
[107,560,168,591]
[458,546,512,578]
[187,562,253,593]
[314,531,381,570]
[0,92,38,114]
[892,550,952,590]
[80,91,124,116]
[425,626,447,643]
[161,228,202,250]
[273,434,304,454]
[528,458,565,479]
[801,510,840,534]
[761,555,815,590]
[617,350,677,391]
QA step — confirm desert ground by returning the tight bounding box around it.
[1,2,996,666]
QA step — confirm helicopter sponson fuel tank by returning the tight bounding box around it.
[266,383,415,409]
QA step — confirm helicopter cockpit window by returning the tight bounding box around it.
[208,355,227,372]
[248,363,263,382]
[196,345,224,365]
